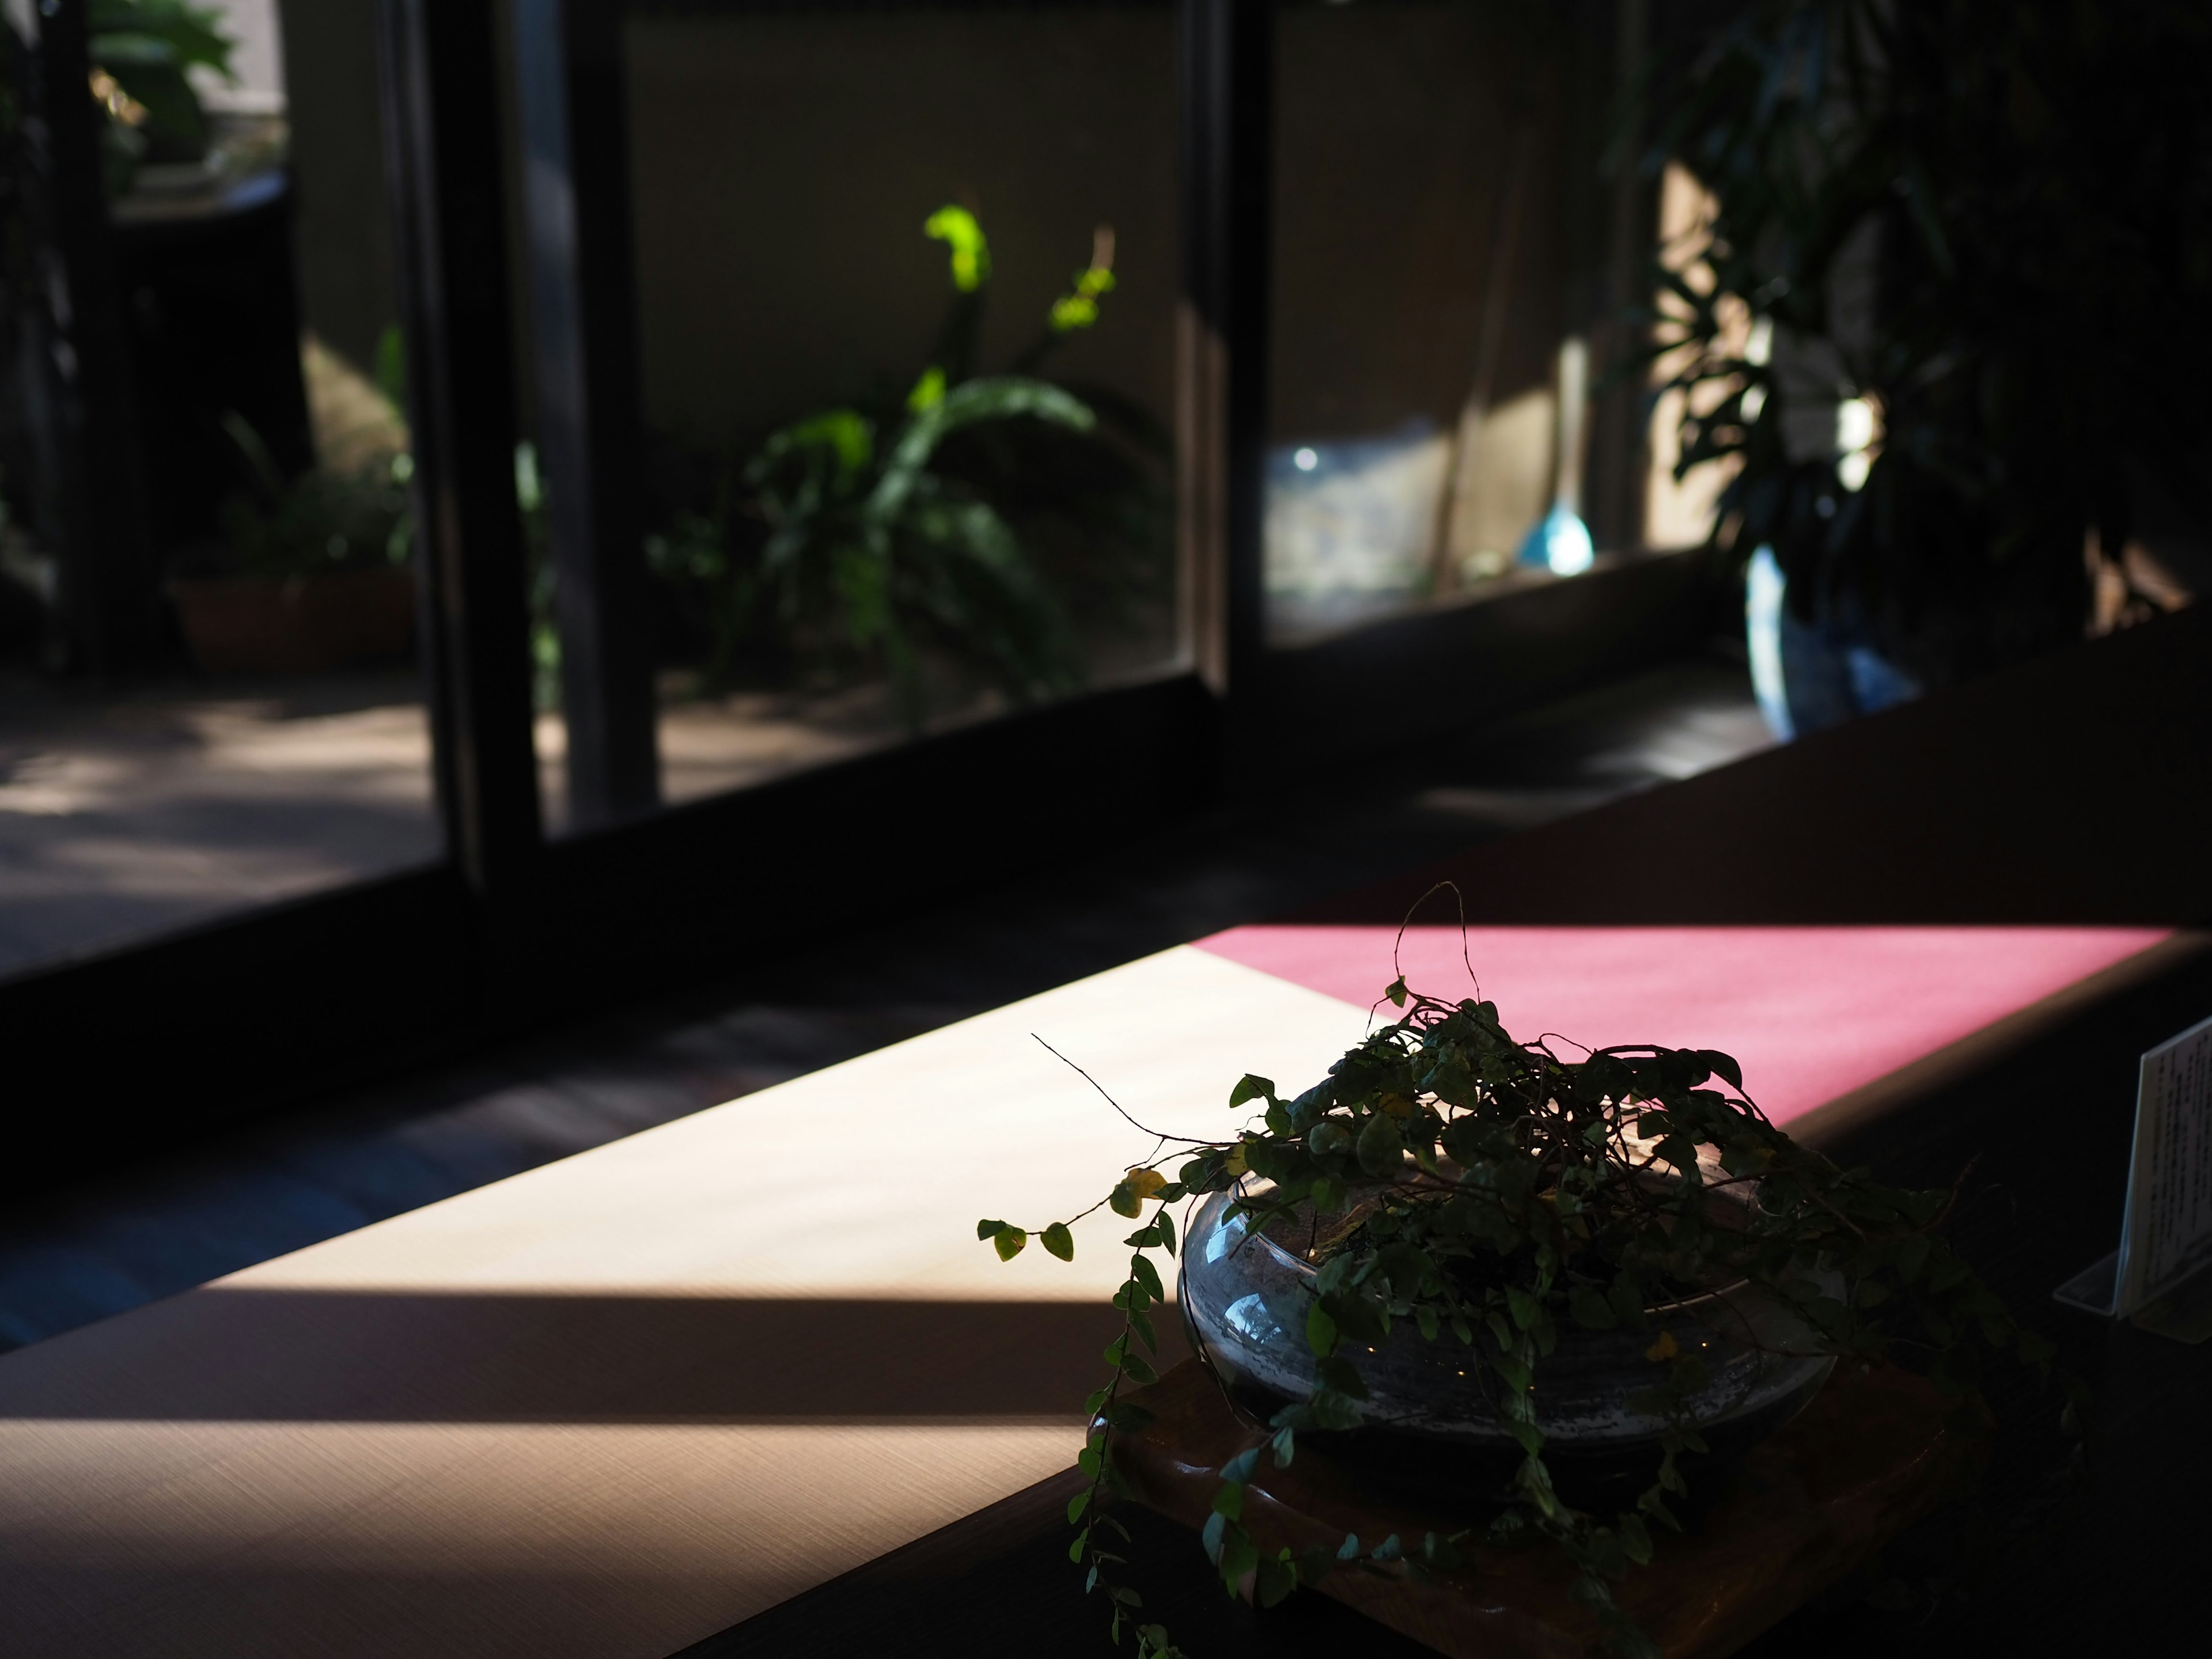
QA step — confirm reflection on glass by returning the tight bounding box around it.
[1515,334,1594,577]
[1264,423,1451,638]
[0,0,441,979]
[1645,161,1743,552]
[611,7,1179,810]
[1264,0,1677,645]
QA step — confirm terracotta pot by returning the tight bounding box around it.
[168,566,416,675]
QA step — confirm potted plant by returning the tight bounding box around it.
[164,414,416,675]
[88,0,234,198]
[980,947,2075,1657]
[1643,0,2212,733]
[645,205,1169,733]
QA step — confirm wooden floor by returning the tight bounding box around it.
[0,653,1768,1354]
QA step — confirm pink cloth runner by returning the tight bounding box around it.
[1195,925,2169,1124]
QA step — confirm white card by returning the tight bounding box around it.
[2115,1011,2212,1316]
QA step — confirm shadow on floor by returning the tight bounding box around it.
[0,650,1768,1353]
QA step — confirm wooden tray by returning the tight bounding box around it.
[1111,1359,1975,1659]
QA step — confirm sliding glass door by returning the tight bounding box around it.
[1,0,1724,1183]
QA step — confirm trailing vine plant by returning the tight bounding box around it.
[978,914,2081,1658]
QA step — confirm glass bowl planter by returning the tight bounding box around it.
[1177,1178,1837,1506]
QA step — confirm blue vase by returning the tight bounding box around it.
[1516,503,1594,577]
[1745,547,1920,741]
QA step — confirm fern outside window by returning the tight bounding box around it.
[520,3,1183,832]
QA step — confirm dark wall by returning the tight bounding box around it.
[621,2,1589,454]
[278,0,399,374]
[1270,1,1572,441]
[623,7,1181,453]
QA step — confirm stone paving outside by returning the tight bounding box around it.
[0,665,1007,980]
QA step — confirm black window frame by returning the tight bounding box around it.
[3,0,1713,1181]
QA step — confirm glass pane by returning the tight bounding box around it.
[559,3,1181,819]
[1265,0,1663,645]
[0,0,442,978]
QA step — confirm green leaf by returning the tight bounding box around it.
[1618,1512,1653,1565]
[1069,1527,1088,1562]
[976,1218,1006,1241]
[1355,1111,1404,1177]
[993,1227,1027,1261]
[1040,1222,1074,1261]
[1230,1074,1277,1108]
[1130,1253,1165,1302]
[1255,1556,1298,1607]
[1120,1352,1161,1387]
[1157,1209,1177,1257]
[1569,1286,1619,1330]
[1638,1487,1680,1531]
[1305,1301,1339,1358]
[1419,1531,1464,1571]
[1067,1489,1091,1523]
[1109,1183,1141,1219]
[1330,1290,1387,1344]
[1210,1483,1245,1521]
[1569,1571,1613,1611]
[904,364,946,415]
[1177,1151,1224,1191]
[923,203,991,291]
[1218,1524,1260,1586]
[881,377,1094,495]
[1315,1355,1369,1400]
[1385,976,1408,1007]
[1692,1049,1744,1090]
